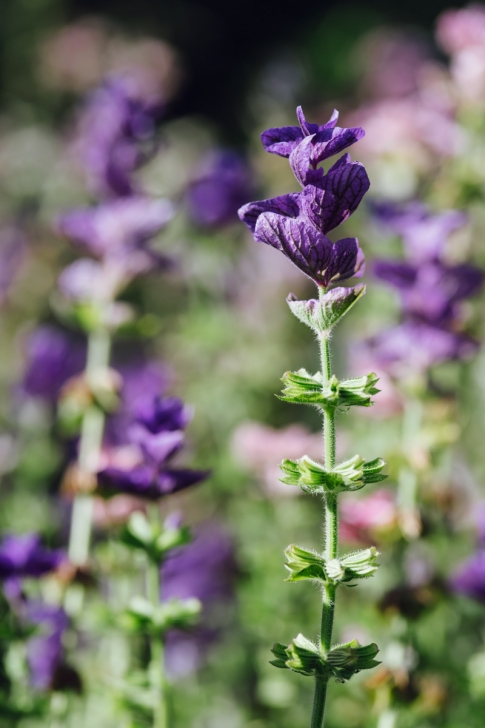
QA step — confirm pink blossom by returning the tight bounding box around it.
[339,489,398,544]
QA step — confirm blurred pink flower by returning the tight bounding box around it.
[436,4,485,55]
[356,29,431,100]
[339,489,398,544]
[231,421,323,497]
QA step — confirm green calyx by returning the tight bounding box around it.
[285,544,380,585]
[122,595,201,636]
[279,453,387,495]
[279,369,380,410]
[120,511,191,563]
[270,635,380,681]
[287,284,366,334]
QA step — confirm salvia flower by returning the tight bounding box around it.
[75,76,164,198]
[0,534,64,581]
[25,602,69,691]
[97,395,208,499]
[187,150,254,228]
[239,106,369,287]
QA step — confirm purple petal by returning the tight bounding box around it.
[325,238,364,286]
[128,425,185,466]
[0,534,64,580]
[97,465,156,497]
[136,396,191,434]
[254,213,333,284]
[300,161,370,234]
[296,106,319,136]
[373,261,417,289]
[311,126,365,164]
[260,126,303,157]
[289,136,325,187]
[322,109,339,129]
[450,550,485,603]
[238,193,300,233]
[157,468,209,496]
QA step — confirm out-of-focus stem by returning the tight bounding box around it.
[66,327,111,612]
[397,397,423,539]
[311,331,337,728]
[147,504,168,728]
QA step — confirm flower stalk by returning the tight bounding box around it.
[239,105,385,728]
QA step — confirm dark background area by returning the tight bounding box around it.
[0,0,470,140]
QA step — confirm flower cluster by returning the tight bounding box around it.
[239,107,368,288]
[98,395,208,499]
[366,202,484,374]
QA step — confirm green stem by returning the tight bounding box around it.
[148,504,168,728]
[311,333,338,728]
[66,327,111,613]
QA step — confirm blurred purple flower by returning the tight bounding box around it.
[75,77,164,198]
[450,550,485,603]
[253,213,364,287]
[58,196,174,259]
[374,259,484,325]
[25,602,69,691]
[364,321,479,374]
[371,201,467,262]
[162,524,237,677]
[187,151,254,228]
[0,534,64,581]
[21,325,85,403]
[98,395,208,499]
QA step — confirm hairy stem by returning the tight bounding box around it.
[148,504,168,728]
[66,327,111,613]
[311,333,337,728]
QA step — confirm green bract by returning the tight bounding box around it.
[279,454,387,494]
[287,284,366,334]
[285,544,380,584]
[279,370,380,410]
[122,595,201,636]
[121,512,192,563]
[271,635,380,681]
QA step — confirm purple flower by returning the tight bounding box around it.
[0,534,64,581]
[162,524,237,677]
[58,196,174,259]
[97,395,208,500]
[75,77,164,198]
[21,326,85,403]
[364,322,479,373]
[374,259,484,325]
[450,550,485,603]
[253,213,364,287]
[261,107,364,167]
[25,602,69,690]
[371,201,467,263]
[187,151,253,228]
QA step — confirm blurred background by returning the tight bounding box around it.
[2,1,485,727]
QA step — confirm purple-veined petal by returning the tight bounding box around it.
[296,106,320,136]
[254,213,334,284]
[311,126,365,164]
[325,238,363,285]
[260,126,303,157]
[322,109,339,129]
[289,136,324,187]
[238,193,300,233]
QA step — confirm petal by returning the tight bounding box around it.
[311,126,365,164]
[373,261,418,289]
[128,425,185,466]
[296,106,320,136]
[97,465,155,497]
[321,109,339,129]
[289,136,325,187]
[326,238,363,285]
[300,161,369,233]
[238,193,300,233]
[254,213,333,284]
[157,468,210,495]
[260,126,303,157]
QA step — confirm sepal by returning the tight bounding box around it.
[270,635,380,681]
[326,640,380,682]
[121,512,191,562]
[284,544,380,584]
[279,370,380,410]
[122,595,201,635]
[279,454,386,494]
[287,284,366,334]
